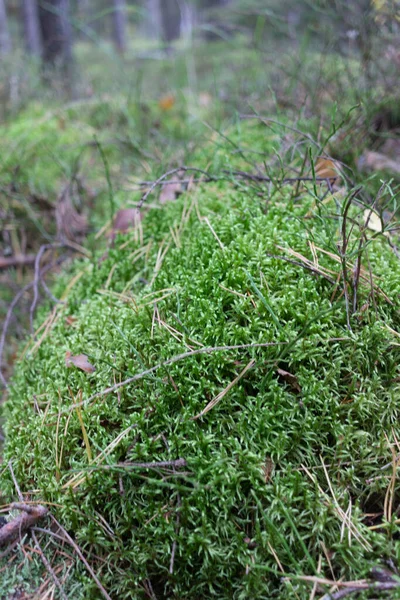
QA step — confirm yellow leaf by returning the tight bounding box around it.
[363,208,389,236]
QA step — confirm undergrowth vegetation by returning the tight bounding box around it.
[2,116,400,597]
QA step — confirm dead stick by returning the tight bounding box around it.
[137,166,215,210]
[49,514,112,600]
[320,581,400,600]
[31,530,69,600]
[0,504,48,546]
[64,341,284,414]
[122,458,186,470]
[30,244,62,333]
[0,255,36,269]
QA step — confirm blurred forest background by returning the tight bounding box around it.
[0,0,399,103]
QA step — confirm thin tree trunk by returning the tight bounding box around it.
[0,0,12,55]
[178,0,197,41]
[39,0,73,66]
[161,0,181,43]
[22,0,42,56]
[146,0,162,40]
[112,0,127,53]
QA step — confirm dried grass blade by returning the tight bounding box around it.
[193,359,255,420]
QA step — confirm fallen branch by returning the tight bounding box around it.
[31,530,69,600]
[49,514,112,600]
[0,503,48,547]
[0,255,36,269]
[137,166,217,210]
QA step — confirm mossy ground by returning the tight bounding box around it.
[1,115,400,598]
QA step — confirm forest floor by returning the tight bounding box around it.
[1,33,400,599]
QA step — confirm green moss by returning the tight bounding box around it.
[2,146,400,598]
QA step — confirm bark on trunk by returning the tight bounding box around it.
[22,0,42,56]
[146,0,162,40]
[161,0,181,43]
[39,0,72,66]
[0,0,12,55]
[112,0,127,53]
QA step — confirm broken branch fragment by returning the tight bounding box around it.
[0,503,48,546]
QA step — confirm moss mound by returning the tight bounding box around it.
[2,160,400,597]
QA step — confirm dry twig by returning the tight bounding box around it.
[0,503,48,547]
[64,341,283,414]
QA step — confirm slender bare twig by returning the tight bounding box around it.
[129,170,338,193]
[85,458,187,472]
[0,461,48,547]
[296,569,400,599]
[0,258,64,388]
[268,255,337,284]
[338,188,362,330]
[0,281,33,387]
[64,341,283,414]
[31,530,69,600]
[0,255,36,269]
[137,167,216,210]
[319,581,400,600]
[169,493,181,575]
[30,243,63,332]
[8,460,23,501]
[49,514,112,600]
[352,198,378,313]
[222,169,339,185]
[240,115,320,148]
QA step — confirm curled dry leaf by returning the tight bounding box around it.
[112,208,142,236]
[363,209,389,237]
[65,316,78,326]
[56,184,88,243]
[315,157,341,184]
[65,351,96,373]
[159,181,182,205]
[277,367,301,393]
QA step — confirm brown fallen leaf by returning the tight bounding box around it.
[159,181,182,204]
[65,351,96,373]
[277,367,301,393]
[65,316,78,326]
[315,157,341,184]
[112,208,142,233]
[56,184,88,243]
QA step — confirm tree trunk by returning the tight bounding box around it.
[0,0,12,55]
[22,0,42,56]
[161,0,181,43]
[39,0,73,66]
[202,0,230,7]
[146,0,162,40]
[179,0,197,41]
[112,0,127,53]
